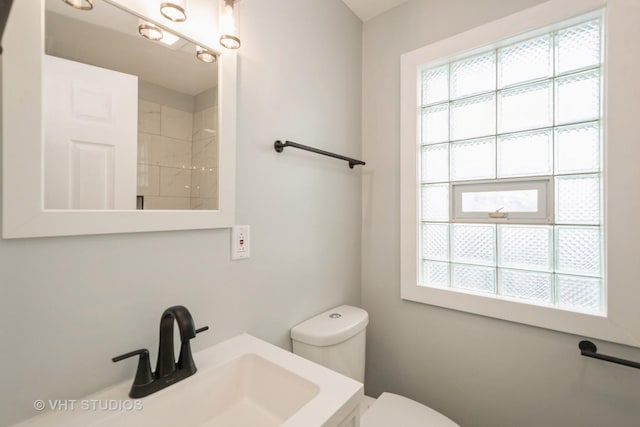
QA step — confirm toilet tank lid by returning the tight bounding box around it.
[291,305,369,347]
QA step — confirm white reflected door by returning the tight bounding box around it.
[44,55,137,209]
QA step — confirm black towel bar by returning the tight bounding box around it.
[274,140,365,169]
[579,340,640,369]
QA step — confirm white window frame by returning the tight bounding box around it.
[451,177,553,224]
[400,0,640,348]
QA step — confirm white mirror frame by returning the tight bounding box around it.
[2,0,236,238]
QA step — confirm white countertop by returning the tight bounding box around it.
[12,334,363,427]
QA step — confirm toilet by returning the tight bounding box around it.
[291,305,459,427]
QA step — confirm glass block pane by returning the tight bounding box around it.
[421,184,449,221]
[451,94,496,141]
[555,70,600,125]
[556,226,601,276]
[422,223,449,261]
[498,35,552,88]
[556,19,601,74]
[498,269,553,304]
[557,274,603,314]
[422,104,449,144]
[498,225,552,271]
[421,144,449,183]
[556,174,600,224]
[555,122,600,174]
[498,81,552,133]
[450,52,496,99]
[452,264,496,294]
[450,137,495,181]
[421,260,450,288]
[422,65,449,106]
[452,224,496,265]
[498,129,552,177]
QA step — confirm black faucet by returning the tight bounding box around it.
[112,305,209,398]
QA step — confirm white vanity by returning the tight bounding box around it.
[12,334,363,427]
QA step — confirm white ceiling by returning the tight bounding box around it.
[341,0,410,21]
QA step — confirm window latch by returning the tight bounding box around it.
[489,207,508,219]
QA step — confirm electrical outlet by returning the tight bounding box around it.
[231,225,250,260]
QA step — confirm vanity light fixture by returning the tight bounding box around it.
[219,0,240,49]
[160,0,187,22]
[138,20,163,41]
[196,45,217,63]
[62,0,93,10]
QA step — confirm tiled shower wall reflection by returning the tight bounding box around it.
[137,85,218,210]
[190,104,218,209]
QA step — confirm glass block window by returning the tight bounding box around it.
[418,17,604,315]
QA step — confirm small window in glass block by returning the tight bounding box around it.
[498,35,552,88]
[498,225,553,271]
[422,103,449,144]
[450,52,496,99]
[421,260,450,288]
[498,269,553,304]
[422,223,449,261]
[421,143,449,183]
[556,274,603,314]
[498,81,552,133]
[422,65,449,105]
[452,224,496,265]
[555,174,600,225]
[463,190,537,213]
[498,129,552,178]
[421,184,449,221]
[556,19,601,75]
[452,264,496,294]
[452,178,551,223]
[450,137,495,181]
[555,121,600,174]
[555,226,601,276]
[450,94,496,141]
[555,69,600,125]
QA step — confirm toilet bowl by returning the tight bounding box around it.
[361,393,459,427]
[290,305,459,426]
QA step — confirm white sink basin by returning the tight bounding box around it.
[14,334,363,427]
[190,353,320,426]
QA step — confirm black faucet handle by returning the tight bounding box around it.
[112,349,154,387]
[112,348,148,363]
[196,326,209,334]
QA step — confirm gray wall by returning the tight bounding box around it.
[0,0,362,425]
[361,1,640,426]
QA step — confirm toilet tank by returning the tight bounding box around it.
[290,305,368,382]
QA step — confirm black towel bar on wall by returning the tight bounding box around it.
[274,140,365,169]
[579,340,640,369]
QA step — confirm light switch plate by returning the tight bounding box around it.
[231,225,250,260]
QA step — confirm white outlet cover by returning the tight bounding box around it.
[231,225,250,260]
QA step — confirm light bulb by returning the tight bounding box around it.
[160,1,187,22]
[62,0,93,10]
[138,20,163,41]
[196,46,217,63]
[219,0,241,49]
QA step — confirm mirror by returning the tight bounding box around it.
[2,0,237,238]
[45,0,218,210]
